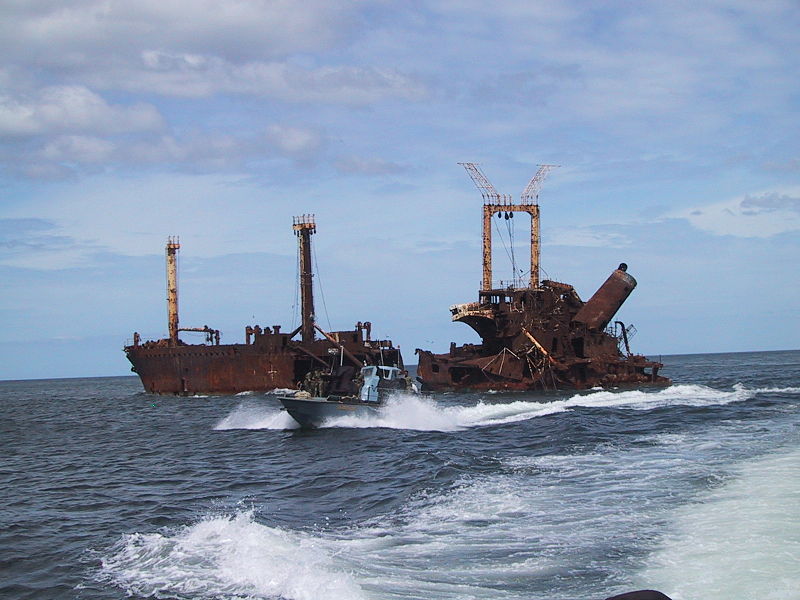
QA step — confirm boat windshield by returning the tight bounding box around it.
[378,366,400,380]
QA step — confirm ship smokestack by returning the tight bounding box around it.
[166,236,180,345]
[292,215,317,343]
[573,263,636,331]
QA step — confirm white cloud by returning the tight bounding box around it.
[547,227,631,248]
[0,86,163,137]
[1,124,329,177]
[675,190,800,238]
[0,0,358,64]
[1,173,282,268]
[264,125,324,159]
[83,52,428,103]
[127,126,326,165]
[0,1,426,104]
[41,135,115,163]
[334,156,405,175]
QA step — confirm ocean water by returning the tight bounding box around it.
[1,350,798,600]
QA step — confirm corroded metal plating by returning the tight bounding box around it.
[415,164,669,391]
[125,219,403,395]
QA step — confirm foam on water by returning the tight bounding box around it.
[103,407,800,600]
[321,383,768,431]
[213,403,299,430]
[337,418,800,599]
[319,393,566,432]
[99,510,366,600]
[634,445,800,600]
[214,383,785,432]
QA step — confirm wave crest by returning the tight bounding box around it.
[99,510,365,600]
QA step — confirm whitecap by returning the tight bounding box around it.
[213,403,298,430]
[99,510,365,600]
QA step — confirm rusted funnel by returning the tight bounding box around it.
[573,263,637,331]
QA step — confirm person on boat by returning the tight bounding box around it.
[310,370,324,397]
[301,370,314,393]
[401,370,413,391]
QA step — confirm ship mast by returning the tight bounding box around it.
[166,236,180,346]
[293,214,316,343]
[460,163,557,290]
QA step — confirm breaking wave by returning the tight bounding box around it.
[98,510,365,600]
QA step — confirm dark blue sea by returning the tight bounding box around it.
[1,351,799,600]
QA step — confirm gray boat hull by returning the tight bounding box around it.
[280,396,382,428]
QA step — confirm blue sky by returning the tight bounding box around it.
[1,1,798,380]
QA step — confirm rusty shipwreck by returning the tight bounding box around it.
[125,215,402,395]
[416,163,669,391]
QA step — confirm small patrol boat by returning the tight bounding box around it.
[279,365,415,428]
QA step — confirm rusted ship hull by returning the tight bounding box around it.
[415,270,668,392]
[127,344,295,395]
[417,348,665,392]
[127,334,402,396]
[125,215,403,396]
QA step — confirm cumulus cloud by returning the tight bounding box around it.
[126,125,326,165]
[0,123,327,177]
[0,2,426,104]
[0,86,163,137]
[740,192,800,215]
[81,52,427,103]
[0,0,358,65]
[676,190,800,238]
[41,135,115,163]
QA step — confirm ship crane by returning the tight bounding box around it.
[459,162,559,290]
[521,164,558,203]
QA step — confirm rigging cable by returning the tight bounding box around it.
[312,241,333,332]
[508,209,517,287]
[291,244,300,331]
[492,214,515,287]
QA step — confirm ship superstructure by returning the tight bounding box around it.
[416,163,668,391]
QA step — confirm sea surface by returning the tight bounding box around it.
[1,350,799,600]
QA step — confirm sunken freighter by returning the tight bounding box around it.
[125,215,402,395]
[415,163,669,391]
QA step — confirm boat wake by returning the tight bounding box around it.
[99,421,800,600]
[213,383,792,432]
[97,510,365,600]
[213,403,299,430]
